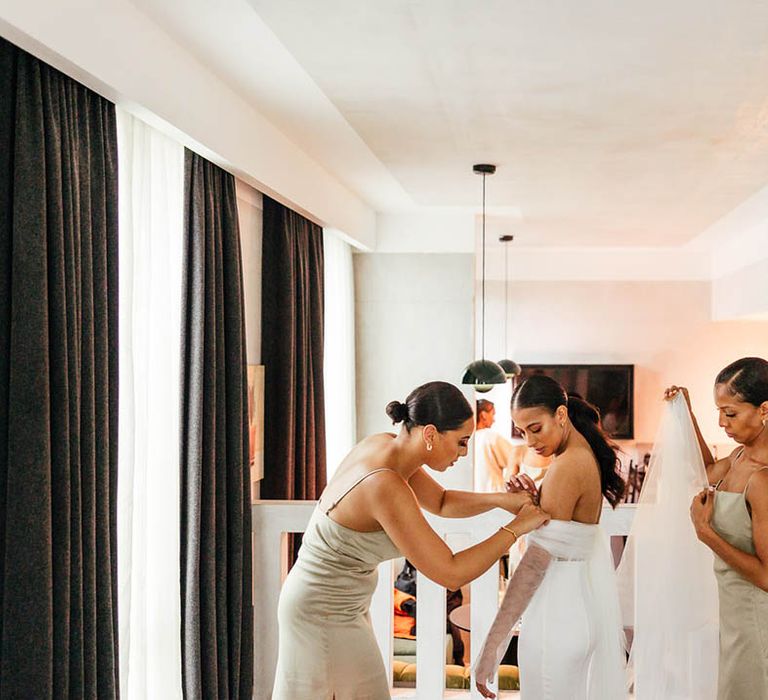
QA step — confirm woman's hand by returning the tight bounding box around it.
[476,680,497,699]
[512,503,551,535]
[506,473,540,504]
[500,491,533,514]
[690,488,715,542]
[664,385,692,411]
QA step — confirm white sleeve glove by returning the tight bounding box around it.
[474,544,552,693]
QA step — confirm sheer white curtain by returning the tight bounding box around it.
[116,110,184,699]
[235,179,263,500]
[323,229,357,479]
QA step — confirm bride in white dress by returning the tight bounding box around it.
[475,375,626,699]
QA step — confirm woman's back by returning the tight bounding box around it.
[539,436,603,524]
[319,433,401,532]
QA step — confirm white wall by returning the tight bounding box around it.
[712,256,768,321]
[354,253,475,490]
[481,279,768,447]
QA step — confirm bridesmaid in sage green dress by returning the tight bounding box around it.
[272,381,550,700]
[666,357,768,700]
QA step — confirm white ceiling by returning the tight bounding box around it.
[136,0,768,247]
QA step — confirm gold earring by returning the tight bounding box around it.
[426,443,433,452]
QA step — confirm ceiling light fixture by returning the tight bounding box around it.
[462,164,506,393]
[497,234,521,380]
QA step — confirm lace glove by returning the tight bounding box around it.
[474,544,552,698]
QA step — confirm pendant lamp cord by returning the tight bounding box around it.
[481,172,486,361]
[504,235,509,357]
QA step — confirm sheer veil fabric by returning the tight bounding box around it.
[616,394,719,699]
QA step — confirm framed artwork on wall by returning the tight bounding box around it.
[248,364,265,501]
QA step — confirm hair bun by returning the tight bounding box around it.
[385,400,409,424]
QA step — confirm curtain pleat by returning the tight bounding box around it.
[180,150,253,700]
[0,37,119,699]
[260,196,326,502]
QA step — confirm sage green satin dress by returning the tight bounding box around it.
[272,469,401,700]
[712,467,768,700]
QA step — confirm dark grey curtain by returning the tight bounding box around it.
[0,38,120,698]
[260,196,326,502]
[180,150,253,700]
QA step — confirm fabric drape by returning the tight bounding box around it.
[0,37,120,698]
[180,150,253,700]
[616,394,719,698]
[116,109,184,699]
[260,196,326,501]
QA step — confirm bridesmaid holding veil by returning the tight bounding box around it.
[475,375,626,699]
[667,356,768,700]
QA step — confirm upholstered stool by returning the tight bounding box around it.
[393,662,471,689]
[463,664,520,691]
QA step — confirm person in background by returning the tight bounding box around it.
[509,443,552,486]
[475,399,515,492]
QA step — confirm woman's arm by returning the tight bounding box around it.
[664,386,715,470]
[408,467,532,518]
[538,455,584,521]
[368,471,549,590]
[474,545,552,699]
[692,474,768,591]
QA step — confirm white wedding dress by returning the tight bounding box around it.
[475,519,626,699]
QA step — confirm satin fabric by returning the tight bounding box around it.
[273,470,401,700]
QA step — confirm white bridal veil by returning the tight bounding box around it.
[616,394,719,699]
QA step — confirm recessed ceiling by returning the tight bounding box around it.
[139,0,768,247]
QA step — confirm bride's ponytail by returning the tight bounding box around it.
[566,394,625,508]
[512,376,625,508]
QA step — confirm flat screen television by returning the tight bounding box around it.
[514,364,635,440]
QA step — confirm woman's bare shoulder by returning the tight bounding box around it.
[540,453,587,496]
[337,433,395,468]
[707,451,737,484]
[549,445,598,475]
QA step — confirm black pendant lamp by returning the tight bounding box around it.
[462,164,506,393]
[497,234,521,379]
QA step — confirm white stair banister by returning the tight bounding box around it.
[252,500,636,699]
[371,560,395,690]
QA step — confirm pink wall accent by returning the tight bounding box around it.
[482,279,768,448]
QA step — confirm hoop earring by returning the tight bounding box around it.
[426,443,433,452]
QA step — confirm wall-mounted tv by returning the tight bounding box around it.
[515,364,635,440]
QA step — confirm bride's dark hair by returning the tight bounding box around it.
[512,375,625,508]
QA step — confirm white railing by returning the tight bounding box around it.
[252,501,636,699]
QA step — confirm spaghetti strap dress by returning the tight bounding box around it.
[272,468,402,700]
[712,462,768,700]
